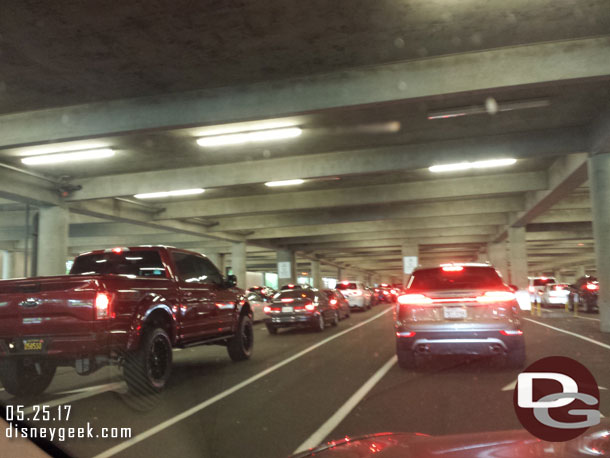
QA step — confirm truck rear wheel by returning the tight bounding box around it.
[124,327,172,395]
[228,314,254,361]
[0,359,56,397]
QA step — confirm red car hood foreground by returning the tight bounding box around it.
[293,420,610,458]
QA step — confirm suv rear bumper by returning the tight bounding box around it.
[396,330,524,356]
[0,333,108,360]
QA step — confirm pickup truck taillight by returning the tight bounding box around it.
[95,292,114,319]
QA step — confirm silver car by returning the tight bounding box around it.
[395,264,525,369]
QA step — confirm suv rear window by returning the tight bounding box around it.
[409,267,504,291]
[71,251,167,278]
[336,282,358,290]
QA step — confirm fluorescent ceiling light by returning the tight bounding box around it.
[429,158,516,173]
[264,179,305,187]
[197,127,302,147]
[198,121,296,137]
[134,188,205,199]
[427,99,550,120]
[21,148,115,165]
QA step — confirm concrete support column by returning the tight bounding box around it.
[337,267,343,281]
[401,242,418,287]
[206,251,225,274]
[508,227,528,289]
[277,249,296,286]
[575,265,586,279]
[311,260,322,290]
[588,152,610,332]
[37,206,69,276]
[488,241,509,281]
[230,242,247,289]
[1,251,13,279]
[553,270,563,283]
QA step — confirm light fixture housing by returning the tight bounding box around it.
[134,188,205,199]
[427,99,550,120]
[21,148,115,165]
[197,127,302,147]
[429,158,516,173]
[264,179,305,187]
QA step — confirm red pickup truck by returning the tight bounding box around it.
[0,246,254,397]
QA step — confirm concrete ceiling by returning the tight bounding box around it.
[0,2,609,280]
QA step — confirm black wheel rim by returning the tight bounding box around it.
[148,335,170,382]
[242,321,253,353]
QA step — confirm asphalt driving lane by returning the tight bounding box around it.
[2,307,610,458]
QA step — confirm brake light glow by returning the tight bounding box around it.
[396,331,416,338]
[111,247,122,254]
[554,285,564,291]
[586,283,599,291]
[397,294,433,305]
[500,329,523,336]
[95,292,112,319]
[287,284,295,289]
[304,302,316,311]
[442,266,464,272]
[476,291,516,303]
[329,299,338,305]
[281,298,294,303]
[263,306,271,314]
[342,281,350,285]
[528,286,535,293]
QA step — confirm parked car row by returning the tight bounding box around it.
[528,275,599,313]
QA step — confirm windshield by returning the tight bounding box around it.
[0,2,608,457]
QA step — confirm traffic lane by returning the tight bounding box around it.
[94,306,396,458]
[11,306,391,458]
[326,317,610,443]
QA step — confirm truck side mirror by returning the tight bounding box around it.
[225,275,237,288]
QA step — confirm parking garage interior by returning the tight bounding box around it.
[0,1,610,457]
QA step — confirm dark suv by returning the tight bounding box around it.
[395,264,525,369]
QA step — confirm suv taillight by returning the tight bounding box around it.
[95,292,113,319]
[476,291,516,303]
[397,294,433,305]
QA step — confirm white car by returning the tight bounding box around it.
[336,281,373,310]
[540,283,570,307]
[246,291,270,321]
[528,276,557,304]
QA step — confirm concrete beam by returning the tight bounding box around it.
[205,197,523,233]
[0,168,61,207]
[494,153,589,241]
[290,235,489,251]
[157,171,545,220]
[249,215,506,240]
[1,37,608,148]
[69,129,585,201]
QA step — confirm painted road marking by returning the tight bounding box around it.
[523,318,610,351]
[93,307,393,458]
[293,355,397,454]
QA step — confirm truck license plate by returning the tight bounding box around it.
[23,339,44,351]
[444,307,467,320]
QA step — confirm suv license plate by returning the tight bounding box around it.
[444,307,467,320]
[23,339,44,351]
[282,307,293,313]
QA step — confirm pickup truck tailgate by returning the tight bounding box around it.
[0,275,103,341]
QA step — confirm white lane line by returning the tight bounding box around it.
[7,382,126,416]
[574,315,600,322]
[523,318,610,351]
[293,355,397,454]
[94,307,393,458]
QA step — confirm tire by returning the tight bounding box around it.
[313,313,325,332]
[266,323,278,335]
[506,346,526,369]
[0,359,56,397]
[344,308,351,319]
[228,314,254,361]
[331,311,339,327]
[124,327,173,395]
[397,347,417,369]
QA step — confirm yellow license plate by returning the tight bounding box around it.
[23,340,43,351]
